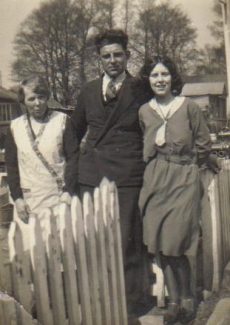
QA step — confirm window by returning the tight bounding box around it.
[0,103,12,122]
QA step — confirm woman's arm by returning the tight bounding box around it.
[188,100,211,163]
[5,128,23,200]
[5,128,30,222]
[188,101,220,172]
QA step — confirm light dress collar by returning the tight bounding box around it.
[149,96,186,121]
[149,96,186,147]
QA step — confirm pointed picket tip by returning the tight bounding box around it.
[59,202,69,217]
[83,191,93,208]
[71,196,82,218]
[93,188,100,231]
[100,177,110,188]
[109,180,116,189]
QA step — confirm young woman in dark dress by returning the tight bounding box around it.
[138,56,212,323]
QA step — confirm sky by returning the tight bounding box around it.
[0,0,216,88]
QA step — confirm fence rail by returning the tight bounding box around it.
[5,179,128,325]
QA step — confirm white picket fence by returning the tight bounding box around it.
[6,179,128,325]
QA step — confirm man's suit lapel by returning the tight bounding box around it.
[93,78,107,119]
[95,75,136,145]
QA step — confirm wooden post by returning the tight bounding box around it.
[220,0,230,118]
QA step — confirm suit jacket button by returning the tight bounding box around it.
[116,148,120,152]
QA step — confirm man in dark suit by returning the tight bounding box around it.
[69,29,152,315]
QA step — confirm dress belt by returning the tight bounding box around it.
[155,152,196,165]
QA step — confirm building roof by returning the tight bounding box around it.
[181,82,226,97]
[0,86,18,101]
[183,74,226,84]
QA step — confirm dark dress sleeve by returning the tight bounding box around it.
[5,127,23,201]
[188,100,211,164]
[63,116,80,195]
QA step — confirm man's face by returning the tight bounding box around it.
[99,43,130,79]
[24,86,49,121]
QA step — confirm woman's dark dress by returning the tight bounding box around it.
[139,97,211,256]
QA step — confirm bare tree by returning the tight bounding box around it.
[92,0,116,30]
[131,0,197,74]
[193,0,225,76]
[12,0,96,105]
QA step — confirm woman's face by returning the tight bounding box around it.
[24,86,48,121]
[149,63,172,98]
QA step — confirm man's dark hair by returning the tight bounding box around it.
[139,55,183,96]
[95,29,128,53]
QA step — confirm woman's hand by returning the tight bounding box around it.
[15,198,30,223]
[60,192,72,205]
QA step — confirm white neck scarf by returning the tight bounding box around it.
[149,96,185,146]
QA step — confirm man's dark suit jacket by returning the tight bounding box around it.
[71,74,149,188]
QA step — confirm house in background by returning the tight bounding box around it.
[181,77,227,132]
[0,86,22,149]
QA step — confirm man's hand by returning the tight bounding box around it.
[207,154,221,174]
[60,192,72,205]
[15,198,30,223]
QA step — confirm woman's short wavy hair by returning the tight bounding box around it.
[139,55,183,96]
[18,76,50,104]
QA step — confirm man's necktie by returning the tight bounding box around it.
[105,80,117,102]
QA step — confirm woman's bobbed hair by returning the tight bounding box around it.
[18,76,50,104]
[139,55,183,96]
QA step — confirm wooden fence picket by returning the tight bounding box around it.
[211,176,223,291]
[218,164,228,267]
[71,196,93,325]
[100,179,120,325]
[8,221,33,314]
[0,292,17,324]
[43,209,67,325]
[0,293,5,325]
[0,292,38,325]
[94,187,112,325]
[29,216,54,325]
[219,160,230,268]
[83,192,103,325]
[59,203,81,325]
[109,182,128,325]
